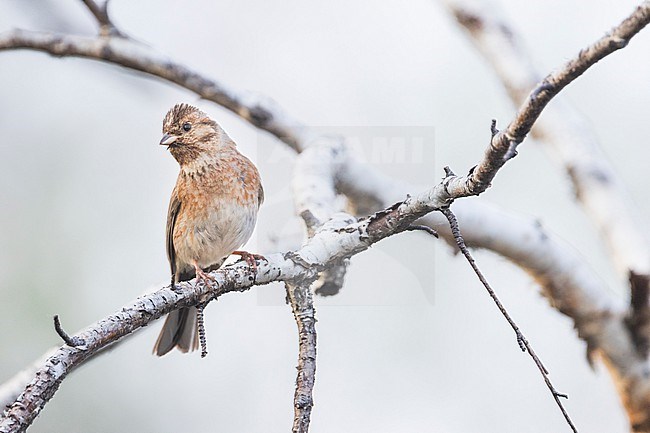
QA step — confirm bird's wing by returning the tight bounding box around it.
[166,188,182,283]
[258,183,265,206]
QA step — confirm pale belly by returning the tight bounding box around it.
[173,201,258,271]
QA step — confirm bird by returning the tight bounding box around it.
[153,103,264,356]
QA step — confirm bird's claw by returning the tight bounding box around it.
[232,250,265,271]
[195,267,215,286]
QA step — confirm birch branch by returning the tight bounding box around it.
[286,280,317,433]
[442,0,650,357]
[0,175,457,433]
[1,1,650,430]
[293,138,351,295]
[441,1,650,198]
[286,137,359,430]
[0,350,56,413]
[337,150,650,430]
[2,2,648,199]
[285,140,347,431]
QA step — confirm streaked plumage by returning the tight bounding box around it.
[153,103,263,356]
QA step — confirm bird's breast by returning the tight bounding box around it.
[172,167,260,269]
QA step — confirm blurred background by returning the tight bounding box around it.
[1,1,649,431]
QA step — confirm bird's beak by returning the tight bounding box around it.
[160,133,178,146]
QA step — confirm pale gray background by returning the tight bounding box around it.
[1,1,649,432]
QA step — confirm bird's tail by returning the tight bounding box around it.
[153,306,200,356]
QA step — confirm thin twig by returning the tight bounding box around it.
[79,0,122,36]
[53,315,85,348]
[405,224,439,238]
[440,207,577,433]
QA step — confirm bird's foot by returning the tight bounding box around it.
[232,251,265,271]
[194,266,215,287]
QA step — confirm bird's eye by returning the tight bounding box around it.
[182,122,192,132]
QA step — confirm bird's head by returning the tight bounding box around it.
[160,103,226,165]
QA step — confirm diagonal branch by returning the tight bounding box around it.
[1,2,648,197]
[1,2,650,430]
[443,0,650,359]
[0,179,452,433]
[0,30,305,153]
[442,1,650,198]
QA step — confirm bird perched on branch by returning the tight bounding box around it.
[153,103,264,356]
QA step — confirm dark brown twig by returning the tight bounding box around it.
[440,207,577,433]
[53,315,85,347]
[405,224,439,238]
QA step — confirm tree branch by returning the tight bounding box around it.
[1,2,648,198]
[443,0,650,359]
[0,349,57,413]
[285,138,355,430]
[0,178,454,433]
[0,29,305,153]
[442,1,650,198]
[286,280,317,433]
[293,139,350,296]
[52,315,85,347]
[79,0,122,37]
[1,2,650,430]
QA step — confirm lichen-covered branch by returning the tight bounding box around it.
[286,280,317,433]
[440,1,650,429]
[338,153,649,431]
[0,349,57,413]
[293,139,351,296]
[2,1,650,431]
[285,137,366,430]
[443,0,650,356]
[0,179,454,433]
[441,1,650,199]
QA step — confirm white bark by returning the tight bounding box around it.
[441,0,650,277]
[1,1,650,430]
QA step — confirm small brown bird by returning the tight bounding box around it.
[153,103,264,356]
